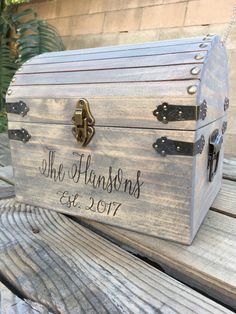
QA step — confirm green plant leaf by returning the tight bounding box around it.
[0,39,18,110]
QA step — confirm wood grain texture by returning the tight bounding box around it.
[211,179,236,217]
[8,39,227,133]
[223,157,236,181]
[0,133,11,167]
[197,40,228,129]
[12,64,202,86]
[0,198,233,314]
[34,35,213,60]
[8,117,225,244]
[8,121,196,244]
[20,51,206,74]
[6,80,200,99]
[0,282,51,314]
[26,43,210,65]
[81,209,236,310]
[7,97,201,131]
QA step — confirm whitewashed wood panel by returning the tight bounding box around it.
[8,121,195,244]
[20,51,206,74]
[7,80,199,99]
[27,43,210,65]
[8,117,224,244]
[35,35,215,59]
[12,64,202,86]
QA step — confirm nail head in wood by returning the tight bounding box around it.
[187,85,198,95]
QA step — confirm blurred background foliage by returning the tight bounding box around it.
[0,0,64,132]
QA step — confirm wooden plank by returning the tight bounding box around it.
[196,40,228,130]
[223,157,236,181]
[7,97,201,131]
[21,51,206,74]
[0,166,15,199]
[0,133,11,167]
[7,80,199,99]
[13,64,202,86]
[8,121,196,244]
[27,43,210,65]
[7,117,225,244]
[0,198,233,314]
[35,35,213,59]
[0,282,51,314]
[211,179,236,217]
[81,209,236,310]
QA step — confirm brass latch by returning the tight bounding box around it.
[72,98,95,146]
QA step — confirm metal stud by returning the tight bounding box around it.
[161,139,165,143]
[161,150,166,156]
[190,67,201,75]
[194,54,204,60]
[176,146,181,152]
[7,89,12,95]
[187,85,198,95]
[178,110,182,117]
[199,43,208,48]
[162,116,167,121]
[163,104,168,111]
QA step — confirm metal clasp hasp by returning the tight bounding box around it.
[72,98,95,146]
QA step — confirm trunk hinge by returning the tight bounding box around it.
[153,135,205,157]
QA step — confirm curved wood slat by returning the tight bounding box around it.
[34,35,213,60]
[0,199,233,314]
[20,52,206,74]
[6,80,199,99]
[27,43,209,65]
[12,64,202,86]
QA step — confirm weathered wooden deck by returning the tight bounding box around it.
[0,132,235,313]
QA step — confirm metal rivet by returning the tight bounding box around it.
[187,85,198,95]
[155,111,159,115]
[7,89,12,95]
[163,104,168,110]
[176,146,181,151]
[194,54,204,60]
[199,43,208,48]
[161,150,166,156]
[178,110,182,116]
[190,67,201,75]
[154,144,158,148]
[161,139,165,143]
[163,116,167,121]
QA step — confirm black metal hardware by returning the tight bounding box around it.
[224,97,229,111]
[208,129,223,182]
[222,121,227,134]
[8,128,31,143]
[153,100,207,124]
[153,135,205,157]
[6,101,29,116]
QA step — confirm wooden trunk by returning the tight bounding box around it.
[6,35,228,244]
